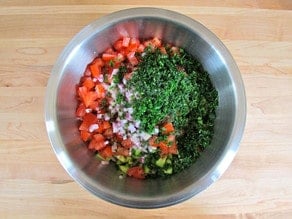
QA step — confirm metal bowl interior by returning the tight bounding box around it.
[45,8,246,208]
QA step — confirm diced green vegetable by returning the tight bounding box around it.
[116,155,127,163]
[119,164,129,174]
[132,148,142,158]
[155,156,167,168]
[163,167,173,174]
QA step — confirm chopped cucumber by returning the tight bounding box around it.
[119,164,129,174]
[155,156,167,168]
[116,155,127,163]
[96,153,106,161]
[163,167,173,174]
[144,165,150,174]
[132,148,142,158]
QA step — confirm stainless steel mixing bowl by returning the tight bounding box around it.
[45,8,246,208]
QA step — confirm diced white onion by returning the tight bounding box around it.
[141,132,151,140]
[134,120,140,128]
[112,122,119,133]
[128,107,134,114]
[125,112,132,121]
[148,146,157,152]
[85,108,92,113]
[122,78,127,85]
[89,124,99,133]
[111,68,119,75]
[128,123,136,133]
[154,127,159,134]
[104,114,110,121]
[118,83,124,90]
[97,74,104,82]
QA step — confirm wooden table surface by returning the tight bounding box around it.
[1,1,292,218]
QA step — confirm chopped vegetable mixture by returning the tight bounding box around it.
[75,37,218,179]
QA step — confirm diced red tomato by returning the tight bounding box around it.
[98,145,113,159]
[127,51,138,66]
[88,134,106,150]
[127,166,145,179]
[94,57,104,66]
[171,46,179,54]
[113,39,123,51]
[115,145,129,156]
[83,113,98,123]
[76,103,86,117]
[143,37,162,49]
[167,143,178,154]
[122,37,130,47]
[158,142,170,155]
[97,120,111,133]
[93,133,104,142]
[88,100,100,111]
[103,128,114,139]
[102,53,116,61]
[127,38,140,52]
[149,136,160,147]
[160,46,167,55]
[95,83,106,99]
[80,130,91,141]
[159,135,178,155]
[115,134,124,143]
[137,44,145,53]
[84,67,91,77]
[104,48,115,55]
[162,122,175,134]
[79,113,98,131]
[121,138,133,149]
[151,37,162,48]
[78,86,99,107]
[124,72,133,80]
[143,40,152,48]
[101,121,111,130]
[116,53,125,63]
[89,62,102,78]
[82,77,95,90]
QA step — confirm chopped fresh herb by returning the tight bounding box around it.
[109,59,115,67]
[128,46,218,177]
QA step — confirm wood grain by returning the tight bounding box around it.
[0,1,291,218]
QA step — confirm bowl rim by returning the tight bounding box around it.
[45,7,246,208]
